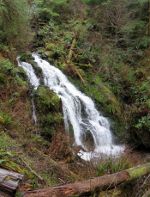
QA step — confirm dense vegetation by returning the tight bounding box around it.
[0,0,150,196]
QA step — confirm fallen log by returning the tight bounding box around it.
[24,162,150,197]
[66,35,85,84]
[67,37,76,64]
[0,168,23,193]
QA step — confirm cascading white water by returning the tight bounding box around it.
[17,60,39,124]
[18,54,124,160]
[31,98,38,124]
[17,61,40,89]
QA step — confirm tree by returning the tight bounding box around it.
[0,0,32,51]
[122,0,150,49]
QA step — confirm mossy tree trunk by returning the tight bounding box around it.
[23,163,150,197]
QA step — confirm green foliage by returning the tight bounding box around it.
[0,112,12,126]
[0,0,32,50]
[0,150,13,166]
[33,0,68,22]
[41,172,58,186]
[19,52,34,62]
[96,157,131,176]
[137,36,150,49]
[35,86,61,112]
[132,80,150,105]
[0,59,13,74]
[122,20,146,35]
[135,115,150,130]
[31,0,150,148]
[83,74,123,118]
[45,42,66,62]
[35,86,63,139]
[0,58,27,86]
[0,133,39,181]
[82,0,109,5]
[0,132,14,149]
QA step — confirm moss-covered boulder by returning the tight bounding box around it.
[35,86,64,140]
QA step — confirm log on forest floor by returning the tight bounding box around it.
[0,168,23,193]
[24,162,150,197]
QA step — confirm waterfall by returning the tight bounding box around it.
[17,60,39,124]
[17,61,40,89]
[18,54,124,160]
[31,98,37,125]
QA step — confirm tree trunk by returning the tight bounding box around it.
[67,37,76,64]
[0,168,23,193]
[24,163,150,197]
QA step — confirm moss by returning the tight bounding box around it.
[32,62,44,82]
[127,163,150,180]
[35,86,61,112]
[45,42,66,62]
[72,73,122,118]
[67,72,125,138]
[19,52,33,62]
[35,86,64,139]
[81,74,123,119]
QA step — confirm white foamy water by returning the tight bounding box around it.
[18,54,124,160]
[18,60,40,89]
[17,59,39,124]
[31,98,38,124]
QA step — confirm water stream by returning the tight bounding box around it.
[18,54,124,160]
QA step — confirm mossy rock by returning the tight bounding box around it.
[35,86,64,139]
[35,86,61,112]
[32,62,43,80]
[19,52,34,62]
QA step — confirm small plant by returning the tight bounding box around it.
[35,86,61,112]
[0,112,12,127]
[135,115,150,130]
[19,52,33,62]
[0,59,13,74]
[96,157,131,176]
[0,150,12,165]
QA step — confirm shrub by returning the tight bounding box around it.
[135,115,150,131]
[96,157,131,176]
[0,0,32,50]
[0,112,12,127]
